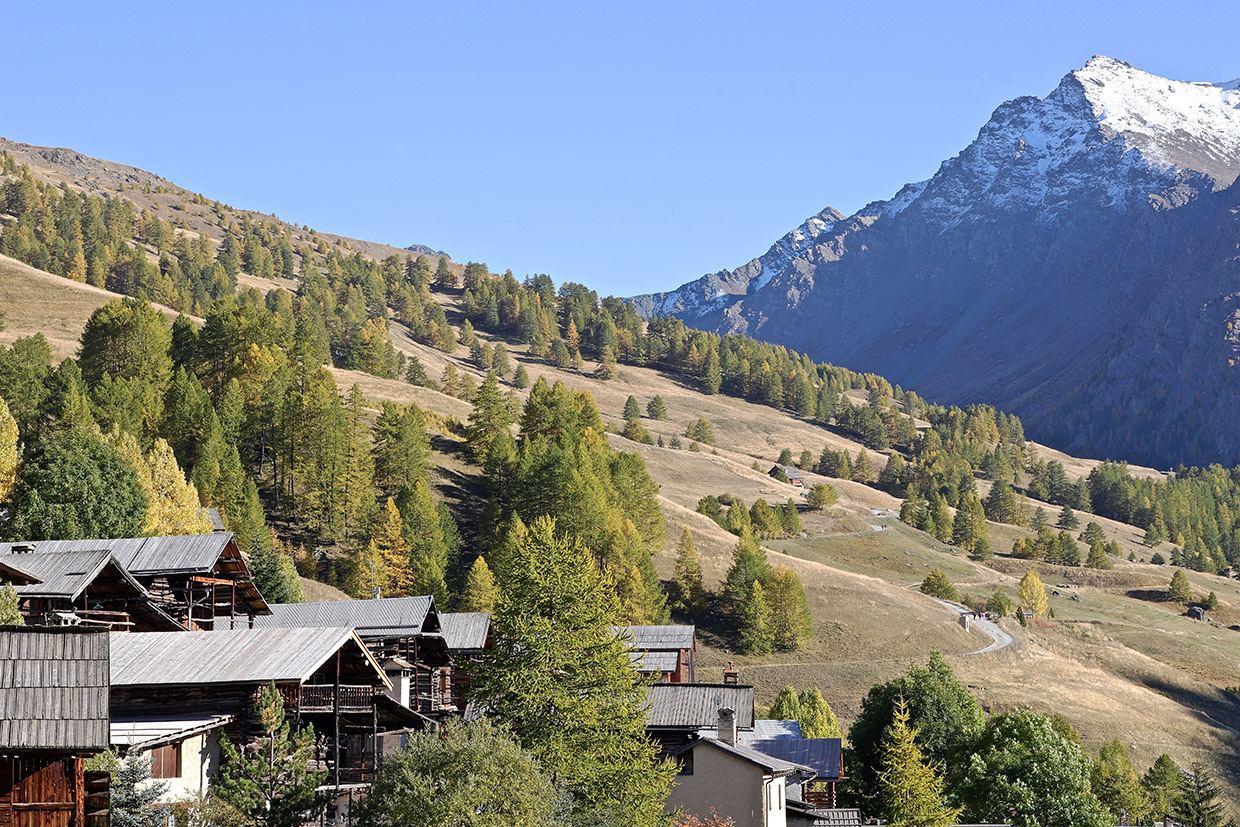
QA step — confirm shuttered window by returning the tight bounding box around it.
[150,744,181,779]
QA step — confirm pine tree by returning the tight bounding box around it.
[1079,521,1106,545]
[646,395,667,419]
[458,556,499,613]
[1018,570,1049,618]
[471,516,673,825]
[737,580,774,655]
[103,751,169,827]
[1057,504,1079,530]
[250,532,305,605]
[371,402,429,493]
[0,582,23,625]
[878,698,962,827]
[0,396,17,503]
[1173,762,1225,827]
[1168,568,1193,604]
[798,688,842,738]
[1086,541,1113,569]
[852,448,873,483]
[670,528,706,616]
[1143,754,1183,824]
[623,395,642,421]
[721,530,772,616]
[512,363,530,389]
[216,682,325,827]
[767,563,814,651]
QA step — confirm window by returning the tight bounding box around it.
[150,743,182,779]
[677,751,694,776]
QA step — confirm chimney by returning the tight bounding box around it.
[722,662,740,685]
[718,707,737,746]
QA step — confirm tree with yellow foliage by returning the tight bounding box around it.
[1018,570,1049,619]
[0,396,17,503]
[105,429,212,536]
[372,498,414,597]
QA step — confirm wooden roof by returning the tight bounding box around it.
[0,557,41,586]
[109,627,390,689]
[253,596,440,638]
[0,534,271,615]
[439,612,491,652]
[646,683,755,729]
[9,550,143,600]
[619,624,695,650]
[0,627,110,751]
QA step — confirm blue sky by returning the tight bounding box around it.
[5,1,1238,295]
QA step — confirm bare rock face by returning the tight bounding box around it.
[631,57,1240,468]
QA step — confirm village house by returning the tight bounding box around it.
[1,549,182,632]
[438,612,492,710]
[0,627,111,827]
[251,597,455,718]
[0,535,271,631]
[107,625,426,822]
[645,682,756,756]
[769,464,806,488]
[620,624,696,683]
[749,737,845,809]
[667,708,814,827]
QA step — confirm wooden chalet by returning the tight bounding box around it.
[252,597,455,718]
[108,627,426,802]
[0,536,270,631]
[619,624,696,683]
[0,560,40,587]
[1,550,181,632]
[769,464,806,488]
[438,612,492,709]
[0,627,110,827]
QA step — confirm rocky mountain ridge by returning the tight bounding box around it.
[630,57,1240,468]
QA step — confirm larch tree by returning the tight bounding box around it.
[141,439,214,536]
[0,396,17,503]
[1091,738,1151,826]
[1018,570,1048,618]
[467,371,514,462]
[1168,568,1194,604]
[670,528,707,616]
[807,482,838,510]
[767,563,814,651]
[736,580,773,655]
[798,688,842,738]
[1143,754,1183,823]
[879,698,962,827]
[471,516,674,826]
[396,478,449,605]
[372,498,414,597]
[458,556,499,613]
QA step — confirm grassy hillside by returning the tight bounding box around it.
[4,141,1240,808]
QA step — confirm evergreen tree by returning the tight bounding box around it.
[372,401,429,493]
[767,563,814,651]
[101,752,169,827]
[472,516,673,825]
[1018,570,1048,618]
[797,688,842,738]
[0,582,23,625]
[512,363,530,389]
[623,395,642,421]
[458,556,499,613]
[646,395,667,419]
[405,355,430,386]
[721,530,772,617]
[879,698,962,827]
[249,532,305,605]
[1168,569,1193,604]
[216,682,325,827]
[737,580,773,655]
[1085,541,1112,569]
[1079,521,1106,545]
[670,528,706,616]
[593,345,618,380]
[1057,504,1079,530]
[852,448,873,483]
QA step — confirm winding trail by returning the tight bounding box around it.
[933,599,1014,655]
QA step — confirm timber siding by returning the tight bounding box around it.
[0,628,109,752]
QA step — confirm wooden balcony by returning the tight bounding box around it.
[297,685,377,713]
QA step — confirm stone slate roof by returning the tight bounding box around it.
[645,683,754,729]
[750,737,843,779]
[253,596,439,638]
[0,627,110,751]
[439,612,490,651]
